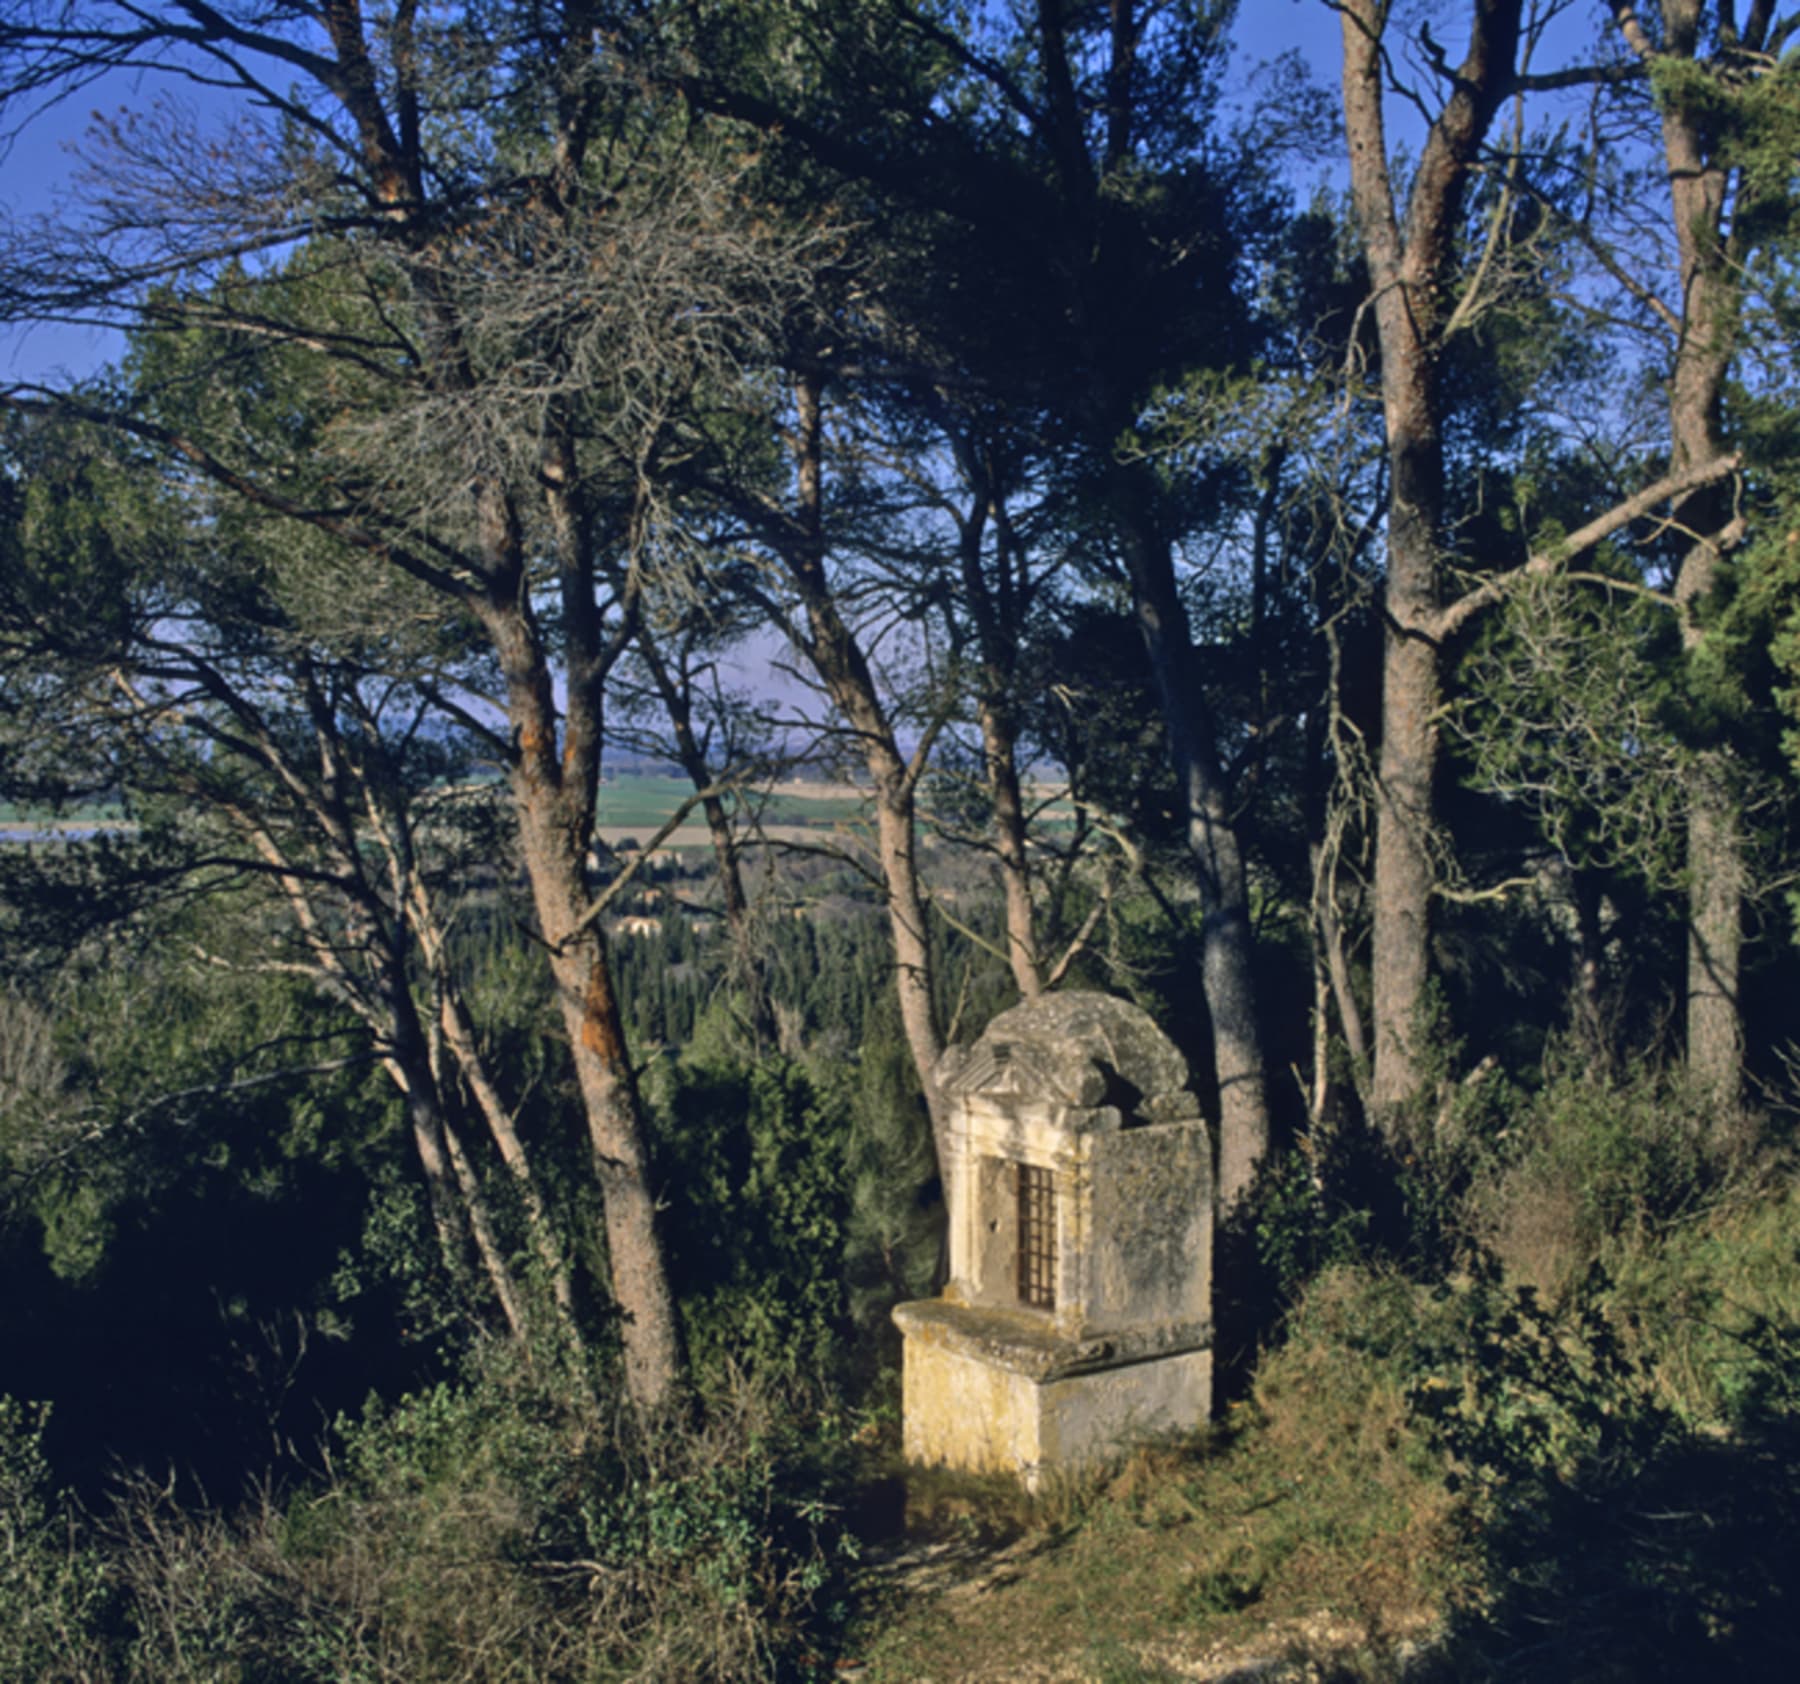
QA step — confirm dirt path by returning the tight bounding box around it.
[842,1530,1436,1682]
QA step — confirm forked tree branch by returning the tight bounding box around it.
[1433,451,1741,640]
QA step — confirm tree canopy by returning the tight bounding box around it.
[2,0,1798,1485]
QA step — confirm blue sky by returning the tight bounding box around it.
[0,1,1349,386]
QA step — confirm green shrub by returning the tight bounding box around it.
[1247,1149,1362,1306]
[571,1385,857,1678]
[103,1361,855,1683]
[1477,1059,1746,1293]
[1400,1247,1800,1681]
[1406,1260,1676,1501]
[0,1397,114,1682]
[648,1051,855,1387]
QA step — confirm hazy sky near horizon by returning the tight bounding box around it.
[0,2,1613,722]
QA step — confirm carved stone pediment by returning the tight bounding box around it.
[936,990,1196,1120]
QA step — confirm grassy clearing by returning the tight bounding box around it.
[850,1273,1461,1681]
[845,1100,1800,1684]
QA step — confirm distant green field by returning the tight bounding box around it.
[594,777,868,831]
[591,775,1079,836]
[0,785,864,834]
[2,781,1070,838]
[0,802,127,825]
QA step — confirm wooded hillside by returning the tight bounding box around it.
[3,4,1800,1678]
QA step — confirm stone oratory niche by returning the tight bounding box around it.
[893,991,1213,1486]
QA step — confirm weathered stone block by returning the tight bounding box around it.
[895,1297,1213,1487]
[895,991,1213,1484]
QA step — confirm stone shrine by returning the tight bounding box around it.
[893,992,1213,1486]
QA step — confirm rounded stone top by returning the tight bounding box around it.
[936,991,1196,1121]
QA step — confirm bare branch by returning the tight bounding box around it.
[559,779,740,948]
[1434,452,1741,641]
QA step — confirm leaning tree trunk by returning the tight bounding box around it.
[784,374,949,1150]
[949,450,1044,1002]
[516,783,684,1407]
[979,695,1044,1001]
[382,805,582,1337]
[475,501,684,1412]
[237,794,535,1341]
[870,769,947,1133]
[434,982,581,1325]
[381,963,531,1341]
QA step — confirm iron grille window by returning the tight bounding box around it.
[1017,1163,1056,1310]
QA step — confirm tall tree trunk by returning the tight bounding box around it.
[379,809,581,1337]
[0,0,689,1398]
[1346,4,1442,1123]
[1623,0,1750,1110]
[1367,587,1442,1120]
[1684,756,1744,1099]
[1110,482,1268,1205]
[519,796,683,1407]
[1340,0,1522,1129]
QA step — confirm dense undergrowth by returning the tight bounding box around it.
[860,1055,1800,1682]
[7,1055,1800,1681]
[2,1351,863,1683]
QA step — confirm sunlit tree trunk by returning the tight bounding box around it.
[475,481,684,1410]
[1620,0,1750,1110]
[1339,0,1523,1129]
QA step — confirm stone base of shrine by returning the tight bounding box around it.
[893,1299,1211,1489]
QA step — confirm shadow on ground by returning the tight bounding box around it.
[1410,1414,1800,1683]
